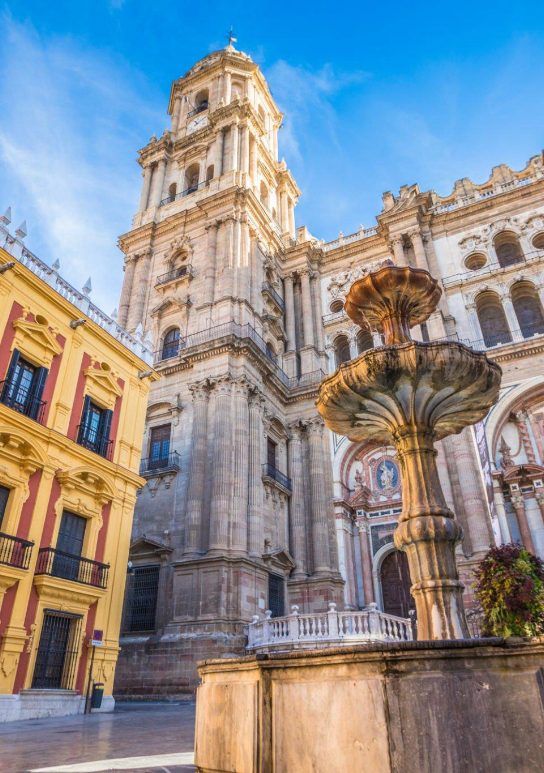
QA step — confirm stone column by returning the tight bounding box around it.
[224,71,232,103]
[126,250,152,332]
[409,230,428,270]
[215,129,225,177]
[230,123,239,171]
[152,157,167,207]
[300,269,315,348]
[348,333,359,360]
[357,522,375,605]
[139,166,153,211]
[288,422,307,576]
[250,135,258,186]
[248,391,265,557]
[208,377,233,553]
[184,381,211,556]
[492,479,511,544]
[311,273,325,353]
[515,411,537,463]
[118,256,137,328]
[239,125,250,174]
[466,303,485,345]
[231,378,250,555]
[390,236,406,266]
[172,95,182,134]
[203,221,219,306]
[280,191,289,232]
[288,199,295,237]
[284,275,296,351]
[511,494,536,554]
[223,218,235,298]
[307,418,331,574]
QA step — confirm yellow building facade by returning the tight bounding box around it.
[0,220,156,722]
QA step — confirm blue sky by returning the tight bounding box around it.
[1,1,543,312]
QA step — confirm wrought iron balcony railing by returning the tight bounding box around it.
[139,451,180,475]
[0,531,33,570]
[262,463,292,491]
[187,102,208,118]
[160,180,209,207]
[35,547,109,589]
[261,282,285,312]
[0,381,46,423]
[76,425,113,460]
[155,265,193,287]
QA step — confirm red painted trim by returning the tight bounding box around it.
[95,502,111,563]
[39,478,61,549]
[67,352,91,441]
[41,333,66,424]
[75,602,97,693]
[16,470,42,540]
[12,587,39,693]
[0,302,24,380]
[0,584,18,637]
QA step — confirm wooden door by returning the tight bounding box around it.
[380,550,414,619]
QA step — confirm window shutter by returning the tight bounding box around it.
[3,349,20,394]
[77,395,92,444]
[100,409,113,456]
[28,366,48,419]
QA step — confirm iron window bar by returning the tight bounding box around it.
[155,265,192,287]
[160,180,209,207]
[262,463,292,491]
[140,451,180,474]
[0,531,33,569]
[187,102,208,118]
[36,547,110,589]
[32,610,83,690]
[76,424,113,460]
[0,380,47,423]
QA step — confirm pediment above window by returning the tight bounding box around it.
[12,316,63,367]
[0,426,48,475]
[84,361,123,409]
[56,466,116,513]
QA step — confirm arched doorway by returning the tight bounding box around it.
[380,550,414,619]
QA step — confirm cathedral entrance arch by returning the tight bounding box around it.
[379,550,414,619]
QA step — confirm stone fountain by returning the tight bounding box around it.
[317,264,502,639]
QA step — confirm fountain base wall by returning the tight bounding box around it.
[195,639,544,773]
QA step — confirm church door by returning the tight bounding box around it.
[380,550,414,619]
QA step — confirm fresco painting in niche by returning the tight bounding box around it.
[376,458,399,492]
[345,446,401,505]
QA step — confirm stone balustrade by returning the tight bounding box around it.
[246,602,412,652]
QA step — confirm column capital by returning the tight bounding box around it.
[389,235,404,247]
[357,520,370,535]
[248,387,265,410]
[287,420,306,440]
[210,374,233,395]
[306,417,325,436]
[188,379,212,402]
[232,376,251,397]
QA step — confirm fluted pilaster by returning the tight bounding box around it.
[288,422,307,576]
[284,275,296,351]
[184,381,211,556]
[208,377,233,552]
[203,221,219,306]
[126,250,152,332]
[231,378,250,554]
[300,269,315,348]
[307,418,331,574]
[118,255,137,328]
[248,390,265,557]
[358,522,375,604]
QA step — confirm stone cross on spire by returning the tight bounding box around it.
[226,27,237,50]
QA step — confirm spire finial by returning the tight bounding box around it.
[226,27,237,50]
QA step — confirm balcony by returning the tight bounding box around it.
[0,381,46,423]
[261,282,285,312]
[322,309,347,325]
[160,180,209,207]
[139,451,180,476]
[187,102,208,118]
[0,531,33,570]
[155,265,193,287]
[76,425,113,460]
[35,547,109,589]
[247,603,412,653]
[262,463,292,492]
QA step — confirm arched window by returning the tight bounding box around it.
[511,281,544,338]
[265,341,277,362]
[184,163,200,194]
[494,232,523,268]
[532,233,544,251]
[260,181,269,209]
[206,164,214,182]
[356,329,373,354]
[168,182,177,200]
[476,291,512,347]
[161,328,180,360]
[193,89,209,113]
[231,81,243,100]
[334,335,351,368]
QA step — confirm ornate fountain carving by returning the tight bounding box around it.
[317,265,502,639]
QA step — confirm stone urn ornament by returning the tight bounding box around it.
[317,265,502,639]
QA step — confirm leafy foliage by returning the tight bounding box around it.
[473,544,544,638]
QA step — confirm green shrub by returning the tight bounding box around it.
[473,544,544,638]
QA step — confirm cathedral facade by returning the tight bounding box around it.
[113,44,544,696]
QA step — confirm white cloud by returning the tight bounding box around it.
[0,15,164,313]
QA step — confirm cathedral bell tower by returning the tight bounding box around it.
[115,44,343,697]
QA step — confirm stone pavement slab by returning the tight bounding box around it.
[0,702,195,773]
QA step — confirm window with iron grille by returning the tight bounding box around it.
[268,573,285,618]
[32,610,83,690]
[123,565,160,632]
[77,396,113,458]
[149,424,171,469]
[0,349,48,421]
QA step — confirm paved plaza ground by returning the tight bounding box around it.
[0,702,195,773]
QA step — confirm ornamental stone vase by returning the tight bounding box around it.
[317,265,502,640]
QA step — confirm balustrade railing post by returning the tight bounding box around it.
[288,605,299,642]
[367,602,382,638]
[327,602,338,639]
[263,609,272,643]
[248,615,260,648]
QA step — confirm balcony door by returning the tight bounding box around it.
[380,550,414,619]
[268,573,285,618]
[54,511,86,581]
[149,424,171,470]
